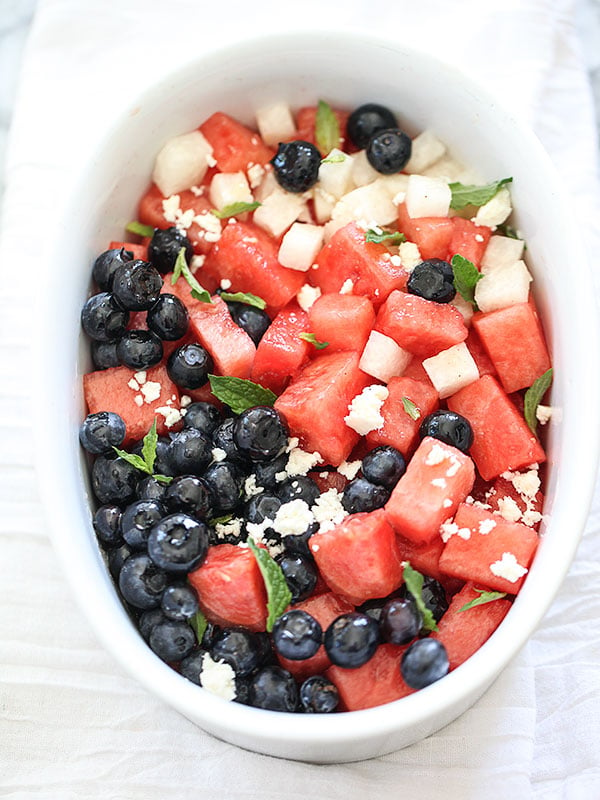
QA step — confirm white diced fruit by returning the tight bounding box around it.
[153,131,214,197]
[423,343,479,399]
[372,174,409,203]
[474,260,533,312]
[313,187,337,224]
[318,149,355,199]
[359,330,411,383]
[255,102,296,146]
[422,154,481,185]
[209,171,253,211]
[452,293,474,325]
[404,130,446,174]
[474,187,512,227]
[351,150,380,187]
[481,235,526,273]
[330,182,398,229]
[278,223,324,272]
[405,175,451,219]
[253,187,306,237]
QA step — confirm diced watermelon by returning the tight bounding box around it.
[311,222,406,306]
[309,510,404,604]
[438,502,539,593]
[274,350,371,466]
[202,220,305,314]
[326,644,414,711]
[365,375,439,457]
[307,469,349,494]
[188,543,268,632]
[308,293,375,353]
[472,302,551,394]
[250,302,310,393]
[199,112,274,173]
[447,375,546,480]
[486,475,544,524]
[465,327,496,377]
[431,581,512,670]
[397,203,454,260]
[447,217,492,267]
[395,533,446,583]
[401,356,436,386]
[376,290,468,359]
[385,436,475,544]
[83,364,182,445]
[109,240,149,261]
[294,105,350,154]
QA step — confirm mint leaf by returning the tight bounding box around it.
[247,537,292,632]
[212,201,261,219]
[208,374,277,414]
[141,418,158,473]
[189,609,208,644]
[496,222,522,241]
[524,368,553,433]
[365,229,406,245]
[125,221,154,238]
[457,588,507,613]
[401,396,420,421]
[451,253,483,309]
[171,247,212,304]
[209,514,233,527]
[113,419,172,483]
[315,100,340,156]
[112,448,151,474]
[449,177,513,210]
[299,332,329,350]
[220,291,266,310]
[321,153,346,164]
[153,473,173,484]
[402,562,439,633]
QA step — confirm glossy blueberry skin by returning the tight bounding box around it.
[324,612,380,668]
[271,140,321,193]
[419,576,449,623]
[138,608,168,642]
[91,456,139,505]
[116,329,163,370]
[226,301,271,346]
[361,445,406,489]
[93,504,123,548]
[111,260,163,311]
[118,552,169,609]
[245,493,282,525]
[211,417,248,465]
[166,428,212,476]
[283,521,319,561]
[164,475,212,519]
[233,407,289,463]
[366,127,412,175]
[130,435,174,478]
[91,339,120,370]
[203,461,244,514]
[148,227,193,274]
[400,638,449,689]
[92,247,134,292]
[81,292,129,341]
[276,553,318,603]
[79,411,126,455]
[160,583,199,621]
[272,610,322,661]
[347,102,397,149]
[147,293,189,340]
[419,410,474,453]
[249,665,299,712]
[341,477,390,514]
[179,649,208,685]
[136,475,167,503]
[182,401,222,436]
[167,343,213,390]
[120,499,165,549]
[147,513,209,573]
[299,676,339,713]
[407,258,456,304]
[210,628,264,677]
[380,596,422,645]
[277,476,320,507]
[149,619,196,662]
[108,542,133,580]
[253,452,288,489]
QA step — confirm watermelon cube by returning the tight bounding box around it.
[446,217,492,268]
[109,240,148,261]
[199,112,274,172]
[293,105,350,154]
[251,302,310,393]
[308,293,376,353]
[326,644,414,711]
[397,203,454,260]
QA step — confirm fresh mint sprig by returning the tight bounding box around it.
[219,291,266,310]
[449,177,513,210]
[315,100,340,156]
[401,396,421,421]
[212,201,261,219]
[299,332,329,350]
[457,588,507,613]
[125,221,154,238]
[524,368,553,434]
[208,375,277,415]
[451,254,483,309]
[113,419,172,484]
[365,229,406,245]
[171,247,212,303]
[402,562,439,633]
[247,537,292,632]
[189,609,208,643]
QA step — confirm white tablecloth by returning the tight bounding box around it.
[1,1,600,797]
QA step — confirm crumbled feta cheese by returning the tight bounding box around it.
[211,447,227,462]
[479,519,497,535]
[244,475,264,497]
[273,499,315,537]
[337,460,362,480]
[431,477,447,489]
[140,381,162,404]
[245,518,272,541]
[285,437,300,453]
[440,521,459,543]
[215,517,243,540]
[489,551,528,583]
[190,254,206,272]
[311,488,348,529]
[445,455,461,478]
[206,153,217,168]
[389,254,402,267]
[200,653,237,701]
[285,447,323,477]
[190,185,204,196]
[536,405,552,425]
[247,162,265,189]
[194,211,222,242]
[220,278,232,290]
[522,509,543,527]
[297,284,321,311]
[339,278,354,295]
[344,385,389,435]
[457,527,471,540]
[128,378,140,391]
[475,234,484,243]
[496,495,522,523]
[398,241,422,272]
[425,443,450,467]
[180,395,192,408]
[133,395,144,407]
[443,498,453,509]
[162,194,181,223]
[134,371,147,385]
[155,406,183,428]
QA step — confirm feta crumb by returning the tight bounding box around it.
[297,284,322,311]
[128,378,140,391]
[535,405,552,425]
[274,471,288,482]
[425,443,450,466]
[194,211,222,242]
[245,518,272,541]
[191,254,206,272]
[247,162,265,189]
[443,498,453,509]
[311,488,348,529]
[440,521,459,543]
[445,455,461,478]
[479,519,497,535]
[431,477,447,489]
[211,447,227,462]
[200,653,236,701]
[155,406,183,428]
[337,460,362,480]
[319,471,329,479]
[215,517,243,540]
[389,254,402,267]
[522,509,543,527]
[457,527,471,540]
[162,194,181,223]
[475,234,484,242]
[339,278,354,295]
[392,191,406,206]
[398,241,422,273]
[244,475,264,497]
[496,496,522,523]
[344,384,389,435]
[220,278,232,290]
[502,467,540,499]
[206,153,217,168]
[285,447,323,476]
[133,395,144,407]
[140,381,162,404]
[190,185,204,197]
[285,437,300,453]
[489,551,528,583]
[180,395,192,408]
[134,371,147,385]
[273,499,315,537]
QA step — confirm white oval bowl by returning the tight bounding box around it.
[35,31,600,763]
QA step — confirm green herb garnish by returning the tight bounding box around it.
[449,177,513,210]
[189,609,208,643]
[365,229,406,245]
[208,514,233,527]
[219,291,266,310]
[524,368,553,433]
[315,100,340,156]
[212,201,261,219]
[321,153,346,164]
[402,562,438,633]
[113,419,172,483]
[457,588,507,613]
[247,537,292,632]
[171,247,212,303]
[208,375,277,415]
[451,253,483,309]
[401,396,421,421]
[125,221,154,238]
[299,332,329,350]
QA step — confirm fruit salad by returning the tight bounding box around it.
[79,99,553,714]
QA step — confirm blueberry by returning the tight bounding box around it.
[366,128,412,175]
[271,140,321,193]
[118,552,169,609]
[138,608,168,641]
[147,293,189,340]
[245,493,281,527]
[167,343,213,390]
[93,504,123,548]
[233,407,288,463]
[81,292,129,341]
[324,612,380,668]
[166,428,212,475]
[226,302,270,345]
[120,499,165,549]
[407,258,455,304]
[182,401,222,436]
[419,410,474,453]
[380,596,422,644]
[91,456,139,505]
[277,476,320,507]
[211,418,248,465]
[341,477,390,514]
[111,260,163,311]
[203,461,244,514]
[361,445,406,489]
[149,619,195,662]
[108,542,133,580]
[136,475,167,503]
[357,597,390,624]
[272,609,322,661]
[160,583,199,621]
[79,411,126,455]
[347,103,398,150]
[253,453,288,489]
[276,553,318,603]
[180,649,208,685]
[249,665,298,712]
[283,522,319,560]
[116,330,163,370]
[419,576,449,623]
[130,435,174,478]
[299,676,339,713]
[147,513,209,573]
[210,628,264,677]
[164,475,211,519]
[91,339,120,370]
[92,247,134,291]
[148,227,193,274]
[400,638,449,689]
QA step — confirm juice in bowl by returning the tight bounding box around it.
[35,32,600,762]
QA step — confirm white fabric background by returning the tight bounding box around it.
[1,0,600,797]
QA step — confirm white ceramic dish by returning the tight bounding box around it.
[35,31,600,763]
